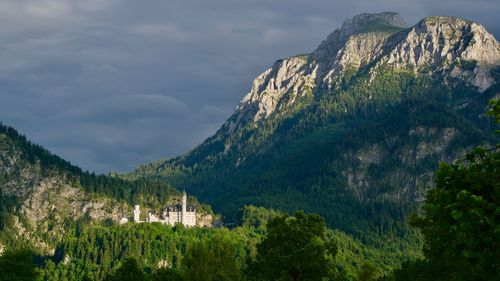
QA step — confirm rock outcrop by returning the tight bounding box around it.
[0,132,122,253]
[223,12,500,133]
[224,55,317,133]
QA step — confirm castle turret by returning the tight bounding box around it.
[181,191,187,224]
[133,205,141,223]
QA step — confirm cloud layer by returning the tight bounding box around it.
[1,0,499,173]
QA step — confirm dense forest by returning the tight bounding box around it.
[2,140,499,281]
[0,99,498,280]
[0,206,419,281]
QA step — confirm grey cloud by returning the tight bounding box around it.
[0,0,498,173]
[65,95,190,121]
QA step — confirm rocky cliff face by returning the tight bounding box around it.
[223,12,500,134]
[224,55,317,134]
[0,132,122,253]
[385,17,499,90]
[0,126,215,253]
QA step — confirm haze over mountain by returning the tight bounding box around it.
[1,1,499,173]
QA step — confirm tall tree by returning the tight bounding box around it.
[151,268,184,281]
[183,232,243,281]
[104,258,146,281]
[0,250,38,281]
[357,263,379,281]
[249,211,337,281]
[409,99,500,281]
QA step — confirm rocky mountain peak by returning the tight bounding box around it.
[385,16,500,90]
[221,13,499,134]
[314,12,407,60]
[339,12,407,37]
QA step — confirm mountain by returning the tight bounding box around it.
[0,124,418,280]
[0,124,212,254]
[130,12,500,240]
[1,11,498,281]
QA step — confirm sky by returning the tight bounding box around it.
[0,0,499,174]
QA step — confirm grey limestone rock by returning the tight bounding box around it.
[223,12,500,133]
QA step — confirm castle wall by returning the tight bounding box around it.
[131,192,197,227]
[183,211,196,227]
[166,210,182,226]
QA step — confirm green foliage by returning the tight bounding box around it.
[35,223,253,281]
[453,60,478,72]
[21,208,407,281]
[0,123,81,176]
[183,232,243,281]
[104,258,147,281]
[379,260,428,281]
[356,263,380,281]
[385,99,500,280]
[249,211,337,281]
[487,98,500,134]
[150,268,183,281]
[385,148,500,280]
[0,250,38,281]
[411,147,499,280]
[236,205,281,231]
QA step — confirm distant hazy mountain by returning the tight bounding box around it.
[130,12,500,239]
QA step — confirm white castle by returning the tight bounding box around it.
[121,191,196,227]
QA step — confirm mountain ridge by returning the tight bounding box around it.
[222,13,499,134]
[135,12,500,173]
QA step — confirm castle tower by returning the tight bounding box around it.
[181,191,187,224]
[133,205,141,223]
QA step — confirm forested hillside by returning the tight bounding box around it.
[0,122,423,281]
[1,206,423,281]
[129,13,500,244]
[0,123,212,253]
